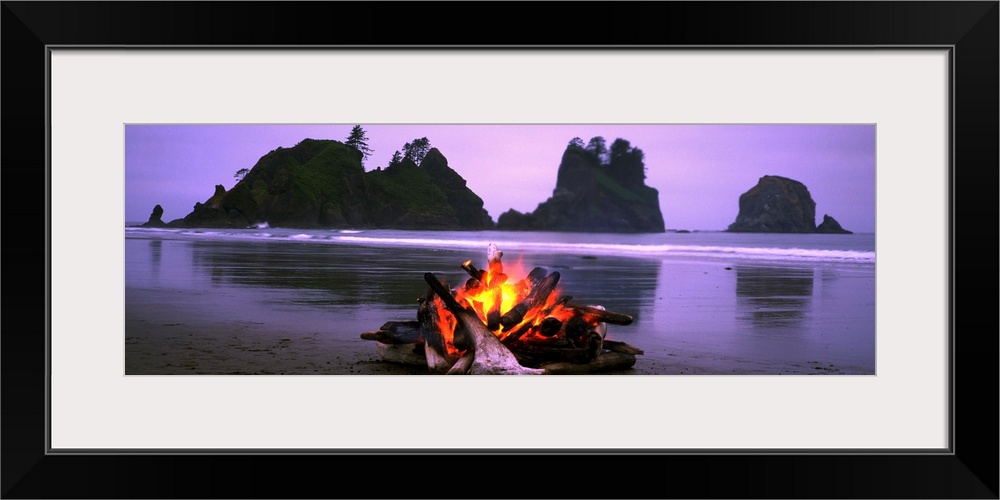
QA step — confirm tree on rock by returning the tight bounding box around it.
[608,138,647,186]
[234,168,249,182]
[388,150,403,168]
[403,137,431,165]
[345,125,374,167]
[586,136,608,163]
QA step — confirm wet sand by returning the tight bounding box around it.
[125,237,876,375]
[126,287,427,375]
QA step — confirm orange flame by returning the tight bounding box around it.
[432,254,591,353]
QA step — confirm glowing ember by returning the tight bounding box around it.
[431,244,599,355]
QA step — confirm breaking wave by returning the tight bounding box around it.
[125,226,875,265]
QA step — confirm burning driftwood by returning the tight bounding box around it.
[360,244,644,374]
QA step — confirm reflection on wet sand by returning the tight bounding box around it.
[149,239,162,274]
[185,241,661,318]
[735,266,814,330]
[188,241,463,307]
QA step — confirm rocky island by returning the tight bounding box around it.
[155,138,494,230]
[726,175,852,234]
[140,204,167,228]
[496,137,665,233]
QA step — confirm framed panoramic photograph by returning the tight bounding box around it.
[121,122,877,378]
[68,53,913,451]
[6,1,997,498]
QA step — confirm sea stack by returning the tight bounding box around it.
[726,175,852,234]
[167,139,494,230]
[815,214,853,234]
[141,204,167,227]
[496,138,665,233]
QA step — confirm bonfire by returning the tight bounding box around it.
[361,244,643,374]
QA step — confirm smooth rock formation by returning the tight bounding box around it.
[726,175,818,233]
[726,175,853,234]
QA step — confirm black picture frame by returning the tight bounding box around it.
[4,1,997,498]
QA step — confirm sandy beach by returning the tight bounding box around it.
[125,234,875,375]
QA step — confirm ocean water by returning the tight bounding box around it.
[124,226,876,374]
[124,226,875,266]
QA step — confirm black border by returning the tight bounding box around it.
[4,2,997,498]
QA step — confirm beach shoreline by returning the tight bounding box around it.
[124,234,875,375]
[126,285,845,376]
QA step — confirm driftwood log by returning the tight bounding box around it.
[540,351,637,374]
[374,341,426,366]
[566,304,634,325]
[360,321,422,344]
[371,337,643,374]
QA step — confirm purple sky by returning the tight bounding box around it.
[125,124,876,232]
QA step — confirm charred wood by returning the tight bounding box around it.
[498,304,529,331]
[499,293,569,344]
[500,271,560,330]
[418,290,457,372]
[563,315,592,347]
[499,321,534,345]
[461,260,487,282]
[452,324,472,352]
[486,287,503,331]
[464,277,483,292]
[508,337,592,365]
[585,332,603,360]
[538,317,563,337]
[567,304,634,325]
[541,295,572,315]
[518,267,548,290]
[417,289,435,322]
